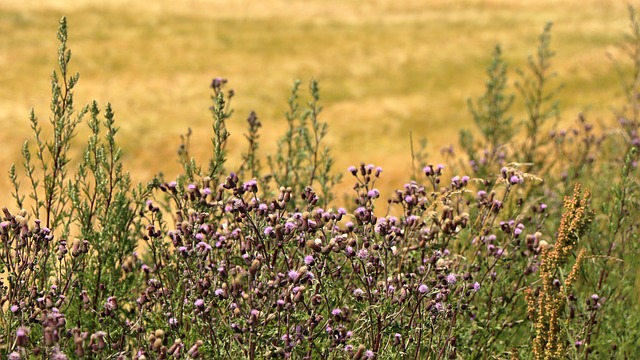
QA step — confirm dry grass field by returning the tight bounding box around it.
[0,0,633,205]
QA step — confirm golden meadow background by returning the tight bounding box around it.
[0,0,633,206]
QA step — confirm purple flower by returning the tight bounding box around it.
[214,288,224,296]
[348,166,357,175]
[509,175,521,185]
[331,308,342,316]
[345,246,355,257]
[304,255,315,265]
[288,270,299,281]
[169,317,178,327]
[353,288,364,297]
[196,242,212,253]
[357,248,369,260]
[418,284,429,294]
[365,350,375,359]
[242,179,258,192]
[368,189,380,199]
[194,299,204,307]
[15,327,28,347]
[446,274,457,285]
[473,282,480,292]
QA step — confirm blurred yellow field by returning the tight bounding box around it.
[0,0,632,205]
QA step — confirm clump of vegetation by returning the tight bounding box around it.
[1,8,640,359]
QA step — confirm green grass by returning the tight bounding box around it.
[0,0,632,202]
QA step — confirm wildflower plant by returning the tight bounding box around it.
[1,10,640,360]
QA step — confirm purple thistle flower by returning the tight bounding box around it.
[357,248,369,260]
[473,282,481,292]
[365,350,375,359]
[418,284,429,294]
[304,255,315,265]
[331,308,342,316]
[345,246,355,257]
[169,317,178,327]
[368,189,380,199]
[196,242,212,253]
[288,270,299,281]
[194,299,204,307]
[15,327,28,347]
[446,274,457,285]
[242,179,258,192]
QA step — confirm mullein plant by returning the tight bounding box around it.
[2,10,640,360]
